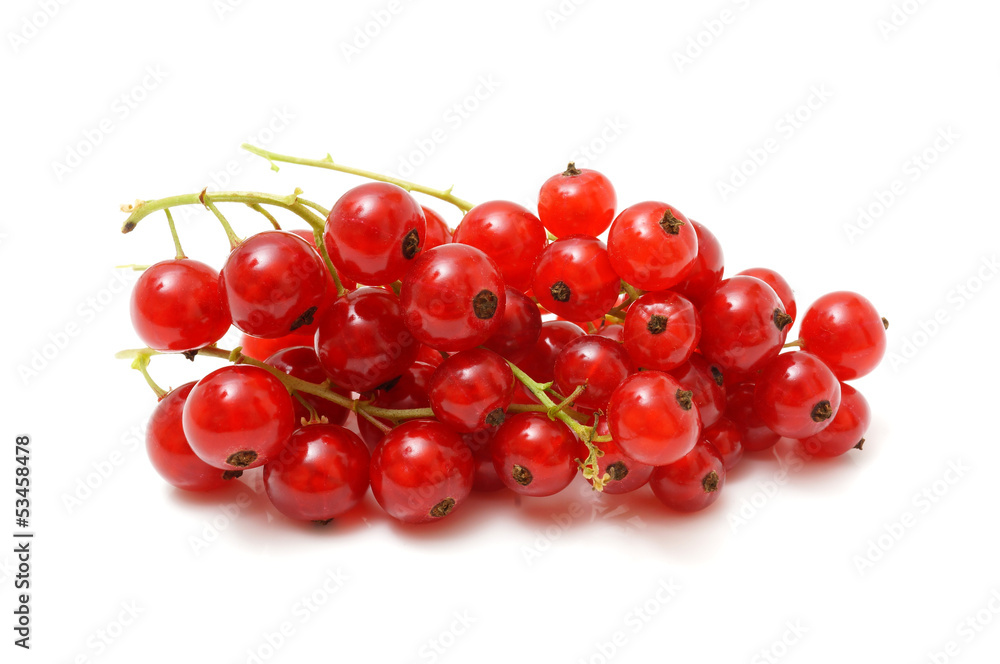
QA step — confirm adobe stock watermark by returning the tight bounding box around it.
[391,75,501,179]
[340,0,414,63]
[243,569,349,664]
[213,0,251,20]
[544,0,593,31]
[716,84,833,202]
[7,0,73,53]
[576,578,680,664]
[672,0,758,72]
[65,600,144,662]
[926,589,1000,663]
[751,620,808,664]
[886,254,998,371]
[843,126,958,243]
[416,610,476,663]
[51,65,168,182]
[853,459,970,575]
[877,0,933,40]
[569,116,628,169]
[16,268,138,386]
[728,443,812,533]
[61,420,146,515]
[189,489,256,557]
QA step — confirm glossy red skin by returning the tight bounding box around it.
[703,417,743,470]
[607,372,702,466]
[754,352,842,439]
[592,416,653,495]
[263,424,370,521]
[699,275,790,374]
[421,206,452,251]
[607,201,699,291]
[220,231,328,338]
[240,330,315,362]
[483,287,543,363]
[532,236,621,322]
[668,354,726,429]
[131,259,230,352]
[624,291,701,371]
[517,320,586,383]
[597,323,624,343]
[452,200,547,291]
[672,221,725,309]
[553,335,631,411]
[315,287,419,393]
[146,383,230,491]
[182,365,295,471]
[429,349,514,433]
[725,383,779,452]
[324,182,425,285]
[537,167,617,238]
[264,346,350,427]
[289,228,357,292]
[799,291,887,380]
[357,362,436,448]
[415,345,445,368]
[400,244,506,353]
[461,428,506,492]
[490,413,580,497]
[650,440,726,512]
[798,383,871,458]
[370,420,474,524]
[737,267,795,323]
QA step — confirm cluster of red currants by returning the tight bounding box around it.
[123,151,886,526]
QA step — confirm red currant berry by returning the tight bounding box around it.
[737,267,795,323]
[672,221,725,309]
[324,182,425,285]
[668,354,726,429]
[452,200,547,291]
[370,420,474,524]
[725,382,779,452]
[607,201,698,291]
[146,382,231,491]
[315,287,419,392]
[421,206,452,251]
[400,244,506,352]
[239,330,315,362]
[596,323,624,343]
[607,372,701,466]
[428,349,515,433]
[516,320,586,384]
[220,231,328,338]
[592,416,653,495]
[461,428,506,492]
[798,383,871,458]
[182,365,295,471]
[623,291,700,371]
[532,236,621,322]
[703,416,743,470]
[131,259,230,352]
[263,424,370,522]
[552,335,631,411]
[482,287,543,363]
[699,275,791,374]
[649,440,725,512]
[490,413,580,497]
[264,346,350,427]
[289,228,357,291]
[754,351,841,439]
[356,361,436,448]
[415,345,445,368]
[799,291,887,380]
[537,163,617,238]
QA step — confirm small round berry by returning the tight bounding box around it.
[754,352,842,439]
[607,372,702,466]
[798,383,871,458]
[421,206,452,251]
[532,236,621,323]
[490,413,580,497]
[672,221,725,308]
[799,291,887,380]
[668,354,726,429]
[516,320,586,384]
[453,200,547,291]
[607,201,699,291]
[461,428,506,492]
[537,163,617,238]
[482,287,543,363]
[239,330,315,362]
[552,335,631,411]
[131,259,230,352]
[591,416,653,495]
[428,349,515,433]
[702,417,743,471]
[649,440,726,512]
[737,267,796,323]
[725,382,779,453]
[356,362,436,449]
[264,346,350,427]
[146,383,231,491]
[699,275,791,374]
[624,291,701,371]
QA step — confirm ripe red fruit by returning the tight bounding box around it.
[623,291,701,371]
[220,231,328,338]
[531,236,621,322]
[370,420,474,524]
[452,200,547,291]
[537,163,617,238]
[315,287,419,393]
[649,440,726,512]
[798,383,871,458]
[799,291,887,380]
[591,416,654,495]
[552,335,631,411]
[607,371,702,466]
[668,354,726,429]
[754,352,842,439]
[490,413,580,497]
[400,244,506,352]
[263,424,370,521]
[264,346,350,427]
[607,201,699,291]
[182,365,295,471]
[672,221,725,308]
[421,206,452,251]
[356,361,436,448]
[239,330,315,362]
[461,428,506,492]
[699,275,791,374]
[428,349,515,433]
[702,416,743,470]
[725,382,779,453]
[324,182,425,285]
[737,267,796,323]
[482,287,543,363]
[131,259,230,352]
[289,228,357,292]
[517,320,586,384]
[146,382,230,491]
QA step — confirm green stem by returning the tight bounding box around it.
[313,227,346,297]
[298,198,330,218]
[202,198,243,249]
[241,144,475,213]
[783,339,805,349]
[548,384,586,418]
[130,353,167,399]
[163,209,186,259]
[247,203,282,230]
[621,281,644,301]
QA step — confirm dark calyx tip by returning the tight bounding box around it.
[485,408,505,428]
[550,281,571,303]
[512,464,533,486]
[710,366,724,387]
[646,314,668,335]
[854,438,865,450]
[606,461,629,482]
[811,400,834,422]
[675,389,694,411]
[882,317,889,330]
[773,309,793,331]
[221,470,243,481]
[402,228,420,260]
[313,519,334,526]
[473,290,499,320]
[702,470,720,493]
[430,497,456,518]
[563,162,582,176]
[226,450,258,468]
[290,306,318,331]
[182,350,199,361]
[659,209,685,235]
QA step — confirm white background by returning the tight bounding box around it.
[3,1,1000,662]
